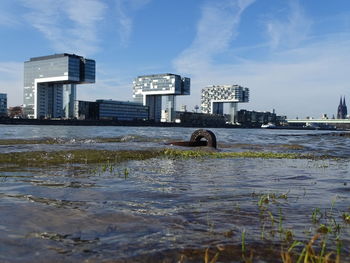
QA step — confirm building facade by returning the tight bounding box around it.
[176,111,226,127]
[75,100,99,120]
[133,73,190,122]
[0,93,7,117]
[201,85,249,123]
[236,110,286,127]
[24,53,95,119]
[75,100,149,121]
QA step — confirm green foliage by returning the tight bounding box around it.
[0,149,160,167]
[317,224,331,234]
[162,149,311,160]
[312,208,322,224]
[241,229,246,255]
[0,147,334,169]
[342,213,350,223]
[123,168,129,179]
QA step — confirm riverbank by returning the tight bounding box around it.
[0,117,346,130]
[0,117,235,128]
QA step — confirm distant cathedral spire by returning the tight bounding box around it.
[337,96,348,119]
[343,96,348,117]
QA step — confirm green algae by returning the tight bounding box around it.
[0,149,160,167]
[0,136,163,146]
[0,138,61,145]
[161,149,313,160]
[0,148,322,168]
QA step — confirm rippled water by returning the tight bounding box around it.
[0,125,350,262]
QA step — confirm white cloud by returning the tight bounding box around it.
[178,35,350,118]
[115,0,133,47]
[265,1,312,49]
[0,1,20,27]
[173,0,255,75]
[173,0,350,118]
[173,0,255,110]
[0,12,19,27]
[115,0,152,47]
[21,0,106,56]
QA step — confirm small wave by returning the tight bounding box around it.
[285,175,313,180]
[121,135,137,142]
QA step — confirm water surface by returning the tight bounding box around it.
[0,125,349,262]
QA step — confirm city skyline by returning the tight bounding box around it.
[0,0,350,118]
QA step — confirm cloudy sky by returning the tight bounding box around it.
[0,0,350,118]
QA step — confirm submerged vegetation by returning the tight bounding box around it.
[0,149,160,167]
[0,148,335,168]
[0,136,162,146]
[185,192,348,263]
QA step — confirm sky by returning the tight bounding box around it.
[1,0,350,119]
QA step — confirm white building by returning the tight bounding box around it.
[201,85,249,123]
[133,73,190,122]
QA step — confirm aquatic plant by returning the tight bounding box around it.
[281,234,339,263]
[0,136,159,146]
[123,168,129,179]
[162,149,315,160]
[342,213,350,224]
[241,229,246,255]
[0,147,339,170]
[0,149,160,167]
[204,247,220,263]
[312,208,322,224]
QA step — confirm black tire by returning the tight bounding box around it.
[189,129,217,148]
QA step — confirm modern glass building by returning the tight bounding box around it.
[24,53,95,119]
[201,85,249,123]
[133,73,190,122]
[75,100,149,121]
[0,93,7,117]
[97,100,149,121]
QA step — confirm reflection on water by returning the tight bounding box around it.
[0,125,350,262]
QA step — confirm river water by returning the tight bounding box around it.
[0,125,349,262]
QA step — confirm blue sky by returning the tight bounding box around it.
[1,0,350,118]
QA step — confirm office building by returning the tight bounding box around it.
[24,53,95,119]
[0,93,7,117]
[237,110,286,127]
[75,100,149,121]
[201,85,249,123]
[176,111,225,127]
[75,100,99,120]
[133,73,190,122]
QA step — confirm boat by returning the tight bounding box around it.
[261,123,276,129]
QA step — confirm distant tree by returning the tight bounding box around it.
[8,106,23,118]
[194,105,199,113]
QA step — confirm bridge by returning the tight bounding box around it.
[287,118,350,129]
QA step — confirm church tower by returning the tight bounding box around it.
[337,96,348,119]
[337,96,343,119]
[343,96,347,118]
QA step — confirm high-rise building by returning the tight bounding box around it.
[133,73,190,122]
[24,53,95,119]
[0,93,7,117]
[201,85,249,123]
[337,96,348,119]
